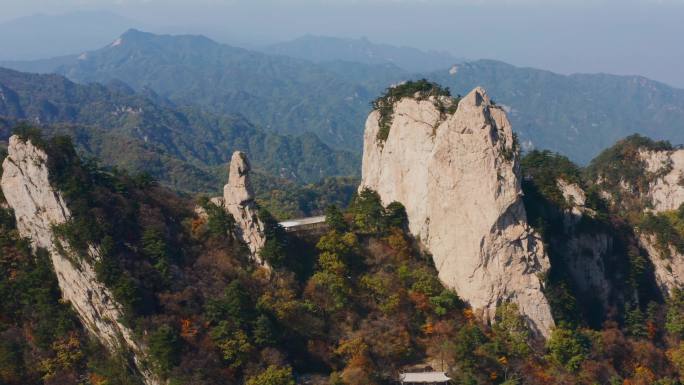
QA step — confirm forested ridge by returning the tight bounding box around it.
[0,67,359,194]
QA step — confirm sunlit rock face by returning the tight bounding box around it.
[1,135,161,385]
[360,87,554,337]
[640,148,684,212]
[222,151,267,265]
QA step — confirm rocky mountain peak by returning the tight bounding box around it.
[462,85,488,106]
[588,136,684,298]
[224,151,254,205]
[361,86,554,337]
[119,28,153,42]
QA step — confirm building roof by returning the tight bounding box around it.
[279,215,326,228]
[400,371,451,383]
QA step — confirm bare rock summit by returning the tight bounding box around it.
[360,87,554,336]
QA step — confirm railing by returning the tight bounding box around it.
[280,216,328,234]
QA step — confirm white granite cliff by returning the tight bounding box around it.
[639,234,684,295]
[640,148,684,212]
[360,87,554,336]
[599,147,684,214]
[0,135,161,385]
[636,149,684,294]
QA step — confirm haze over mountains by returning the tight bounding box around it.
[4,28,684,165]
[3,29,384,150]
[0,67,359,192]
[265,34,464,73]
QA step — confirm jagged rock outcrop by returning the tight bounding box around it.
[636,147,684,294]
[221,151,267,264]
[360,87,554,336]
[0,135,161,385]
[640,148,684,212]
[557,179,588,220]
[616,148,684,295]
[638,234,684,295]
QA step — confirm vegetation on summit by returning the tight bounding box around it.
[587,134,674,199]
[371,79,459,142]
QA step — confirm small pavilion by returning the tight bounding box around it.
[399,371,451,385]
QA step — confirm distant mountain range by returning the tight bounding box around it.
[264,34,464,73]
[2,29,386,151]
[0,67,358,193]
[426,61,684,163]
[3,29,684,164]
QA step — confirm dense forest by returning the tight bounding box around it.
[3,130,684,385]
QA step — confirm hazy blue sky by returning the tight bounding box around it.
[1,0,683,87]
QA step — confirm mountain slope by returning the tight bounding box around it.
[5,29,380,150]
[5,125,684,385]
[0,133,471,384]
[0,67,359,192]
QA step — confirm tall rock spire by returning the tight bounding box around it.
[223,151,267,264]
[360,86,554,337]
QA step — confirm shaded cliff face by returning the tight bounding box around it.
[555,180,612,304]
[360,87,554,336]
[0,135,160,385]
[551,179,626,323]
